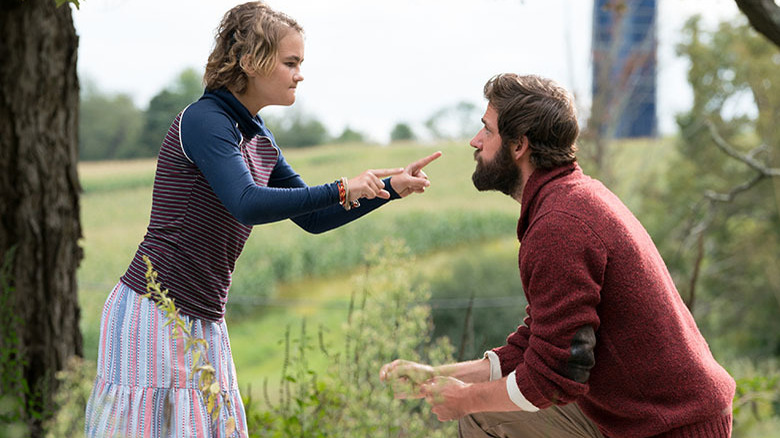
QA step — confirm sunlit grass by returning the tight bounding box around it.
[76,138,676,388]
[76,141,516,361]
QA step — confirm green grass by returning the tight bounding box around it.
[68,138,780,436]
[75,142,520,382]
[76,139,677,394]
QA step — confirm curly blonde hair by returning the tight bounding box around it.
[204,1,303,94]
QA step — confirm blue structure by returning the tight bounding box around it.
[592,0,657,138]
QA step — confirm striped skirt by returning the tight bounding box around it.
[84,282,248,437]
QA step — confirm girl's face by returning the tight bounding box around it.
[247,30,304,111]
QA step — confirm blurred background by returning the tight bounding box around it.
[2,0,779,436]
[73,0,739,147]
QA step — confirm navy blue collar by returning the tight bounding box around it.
[202,88,266,139]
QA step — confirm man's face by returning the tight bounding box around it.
[469,105,521,196]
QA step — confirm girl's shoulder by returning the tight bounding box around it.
[183,97,235,127]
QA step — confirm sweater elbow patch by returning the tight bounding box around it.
[566,325,596,383]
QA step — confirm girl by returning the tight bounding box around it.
[84,2,440,436]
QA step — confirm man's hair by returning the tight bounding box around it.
[204,1,303,94]
[484,73,579,170]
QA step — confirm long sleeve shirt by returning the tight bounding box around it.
[492,162,735,437]
[121,88,398,322]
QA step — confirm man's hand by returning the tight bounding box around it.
[379,359,436,399]
[421,376,472,421]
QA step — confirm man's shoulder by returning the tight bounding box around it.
[536,176,607,218]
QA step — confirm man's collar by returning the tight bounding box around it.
[517,162,580,238]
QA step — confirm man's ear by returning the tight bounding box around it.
[512,136,530,162]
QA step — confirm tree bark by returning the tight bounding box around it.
[735,0,780,48]
[0,0,82,434]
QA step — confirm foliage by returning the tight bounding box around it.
[332,126,366,144]
[390,122,416,142]
[78,80,144,161]
[78,68,202,161]
[71,138,780,434]
[730,359,780,436]
[0,247,30,438]
[43,357,92,438]
[227,210,517,316]
[141,255,237,435]
[422,240,526,362]
[137,68,203,158]
[424,101,481,140]
[244,239,457,437]
[264,109,331,148]
[75,142,513,358]
[648,15,780,358]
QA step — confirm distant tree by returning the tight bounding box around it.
[333,126,366,144]
[79,81,144,160]
[138,68,203,158]
[390,122,416,142]
[264,109,330,147]
[0,0,82,436]
[424,101,480,141]
[648,16,780,357]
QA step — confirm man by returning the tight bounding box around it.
[380,74,735,437]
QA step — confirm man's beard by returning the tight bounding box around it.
[471,143,521,196]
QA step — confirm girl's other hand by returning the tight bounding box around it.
[390,151,443,197]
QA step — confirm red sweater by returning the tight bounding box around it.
[493,163,735,437]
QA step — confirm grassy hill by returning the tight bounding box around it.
[77,138,676,396]
[77,141,523,391]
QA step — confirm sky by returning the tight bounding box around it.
[72,0,743,143]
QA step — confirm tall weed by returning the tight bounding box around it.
[245,239,457,437]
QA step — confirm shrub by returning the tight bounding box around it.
[245,239,457,437]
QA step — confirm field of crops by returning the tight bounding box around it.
[77,141,529,390]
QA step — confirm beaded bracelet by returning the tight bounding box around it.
[338,177,361,211]
[337,178,348,210]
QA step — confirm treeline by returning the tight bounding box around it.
[79,68,480,161]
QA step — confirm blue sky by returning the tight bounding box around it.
[73,0,742,142]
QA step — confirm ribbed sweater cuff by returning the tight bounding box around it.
[661,413,732,438]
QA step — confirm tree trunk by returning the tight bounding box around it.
[0,0,82,435]
[735,0,780,48]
